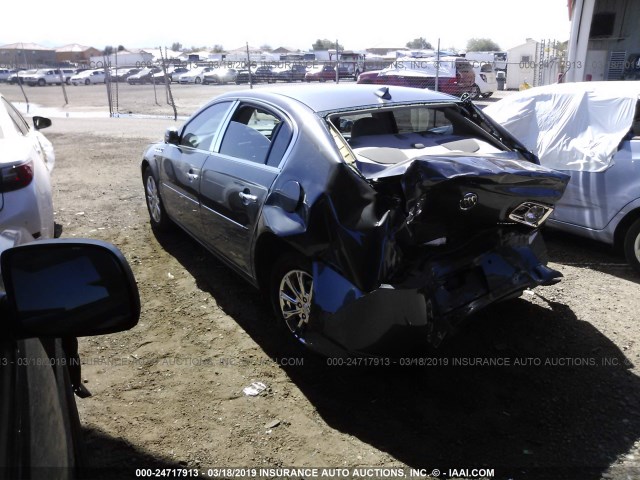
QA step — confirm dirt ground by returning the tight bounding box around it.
[3,82,640,480]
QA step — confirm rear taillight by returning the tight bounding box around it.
[0,161,34,192]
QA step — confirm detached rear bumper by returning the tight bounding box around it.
[305,228,559,357]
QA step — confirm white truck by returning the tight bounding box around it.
[464,51,507,72]
[24,68,76,86]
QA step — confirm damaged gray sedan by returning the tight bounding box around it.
[141,84,569,356]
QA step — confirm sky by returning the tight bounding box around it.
[2,0,571,53]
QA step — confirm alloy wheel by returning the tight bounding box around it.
[278,269,313,336]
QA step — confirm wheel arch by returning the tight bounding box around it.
[253,232,302,293]
[614,207,640,250]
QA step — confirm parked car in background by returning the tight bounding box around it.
[70,69,106,85]
[470,63,498,99]
[0,93,55,239]
[485,81,640,272]
[141,84,568,356]
[305,65,337,82]
[235,68,256,84]
[152,66,190,84]
[0,229,140,477]
[0,69,19,82]
[357,56,475,97]
[8,69,37,85]
[273,64,307,82]
[127,67,161,84]
[254,65,276,83]
[24,68,77,86]
[179,66,214,84]
[111,67,141,82]
[236,66,279,84]
[203,67,238,85]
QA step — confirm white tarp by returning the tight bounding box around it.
[484,81,640,172]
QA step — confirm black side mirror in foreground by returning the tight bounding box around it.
[32,116,52,130]
[164,127,180,145]
[0,239,140,338]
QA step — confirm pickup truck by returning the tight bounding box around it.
[24,68,76,86]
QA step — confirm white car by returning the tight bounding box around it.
[0,93,55,239]
[70,69,106,85]
[485,81,640,272]
[178,66,213,84]
[470,63,497,99]
[0,69,19,82]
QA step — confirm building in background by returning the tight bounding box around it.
[0,43,56,67]
[55,44,101,65]
[566,0,640,82]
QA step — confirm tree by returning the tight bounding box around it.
[466,38,501,52]
[311,39,342,51]
[260,44,273,52]
[406,37,432,50]
[212,44,225,53]
[103,45,114,55]
[117,45,125,52]
[171,42,183,52]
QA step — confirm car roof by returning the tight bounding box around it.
[214,84,459,113]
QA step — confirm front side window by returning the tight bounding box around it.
[180,101,233,151]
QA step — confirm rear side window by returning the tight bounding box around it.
[219,105,291,166]
[456,61,474,73]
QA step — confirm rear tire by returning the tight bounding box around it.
[470,84,481,99]
[270,253,313,345]
[623,218,640,273]
[143,168,173,232]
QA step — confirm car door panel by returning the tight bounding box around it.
[158,145,208,237]
[552,139,640,230]
[157,101,235,238]
[200,156,277,273]
[198,103,291,274]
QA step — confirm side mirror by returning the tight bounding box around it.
[165,127,180,145]
[0,239,140,338]
[33,116,51,130]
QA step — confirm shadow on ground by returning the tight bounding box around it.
[80,426,183,479]
[544,229,639,283]
[154,229,640,480]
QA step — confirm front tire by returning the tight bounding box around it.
[270,253,313,345]
[623,218,640,273]
[143,168,173,232]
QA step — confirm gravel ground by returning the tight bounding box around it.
[2,82,640,480]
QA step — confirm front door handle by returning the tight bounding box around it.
[187,168,199,182]
[239,191,258,205]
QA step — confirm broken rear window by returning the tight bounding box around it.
[328,104,507,170]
